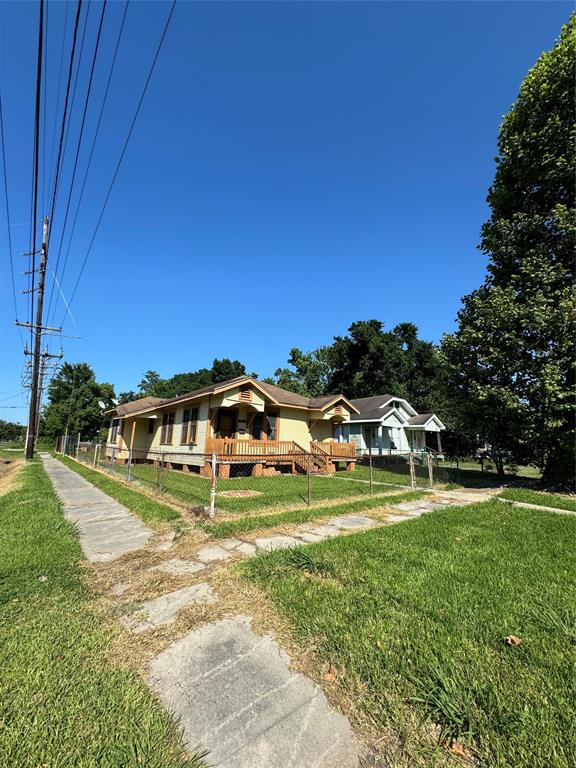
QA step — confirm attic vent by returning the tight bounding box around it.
[334,404,343,415]
[239,385,252,401]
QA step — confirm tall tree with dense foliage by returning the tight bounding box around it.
[0,419,26,442]
[120,359,253,402]
[442,17,575,484]
[41,363,116,440]
[272,320,442,412]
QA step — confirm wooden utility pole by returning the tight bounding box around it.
[25,216,49,459]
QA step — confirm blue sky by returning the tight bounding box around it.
[0,0,572,423]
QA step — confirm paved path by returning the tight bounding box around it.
[40,453,151,562]
[148,615,360,768]
[496,497,576,516]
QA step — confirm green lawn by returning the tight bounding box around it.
[352,462,431,487]
[243,501,576,767]
[202,489,428,539]
[0,460,205,768]
[58,455,181,523]
[128,462,412,514]
[499,487,576,512]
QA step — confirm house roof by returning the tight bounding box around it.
[407,413,434,426]
[347,395,393,421]
[109,376,359,418]
[115,396,167,417]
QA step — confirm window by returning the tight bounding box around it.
[161,411,175,444]
[148,419,154,435]
[110,418,120,443]
[181,407,199,444]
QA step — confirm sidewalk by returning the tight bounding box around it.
[40,453,151,562]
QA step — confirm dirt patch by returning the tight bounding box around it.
[219,489,264,498]
[0,457,23,496]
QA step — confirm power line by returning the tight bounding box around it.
[64,0,177,319]
[46,0,83,241]
[49,0,130,325]
[47,1,70,206]
[0,89,24,344]
[46,0,108,323]
[28,0,45,350]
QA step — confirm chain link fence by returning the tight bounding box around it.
[59,437,446,517]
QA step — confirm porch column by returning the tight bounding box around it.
[377,425,383,455]
[436,431,443,454]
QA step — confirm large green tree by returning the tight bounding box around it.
[442,17,575,485]
[271,320,442,411]
[120,358,253,402]
[41,363,116,440]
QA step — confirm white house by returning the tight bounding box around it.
[334,394,445,455]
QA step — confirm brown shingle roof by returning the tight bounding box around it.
[115,396,167,417]
[407,413,434,426]
[112,376,358,417]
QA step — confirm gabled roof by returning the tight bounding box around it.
[406,413,446,430]
[114,396,167,417]
[347,395,393,421]
[108,376,359,418]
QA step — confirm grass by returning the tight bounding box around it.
[127,462,423,514]
[499,487,576,512]
[347,462,431,487]
[202,489,428,538]
[0,460,206,768]
[57,455,181,523]
[242,501,576,767]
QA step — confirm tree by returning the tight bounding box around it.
[0,419,26,442]
[137,370,164,397]
[40,363,116,440]
[273,348,333,397]
[442,17,575,485]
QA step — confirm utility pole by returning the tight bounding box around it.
[34,347,64,440]
[25,216,49,459]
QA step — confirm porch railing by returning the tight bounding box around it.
[310,441,356,459]
[205,438,296,457]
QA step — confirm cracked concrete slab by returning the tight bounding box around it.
[40,454,151,562]
[151,558,205,576]
[235,542,257,556]
[195,545,232,563]
[329,515,376,529]
[307,524,341,538]
[148,615,360,768]
[255,535,301,552]
[122,583,217,634]
[220,538,244,550]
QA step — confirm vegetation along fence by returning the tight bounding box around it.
[59,438,447,517]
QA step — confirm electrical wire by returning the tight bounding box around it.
[29,0,45,349]
[46,0,83,241]
[64,0,176,321]
[46,0,108,323]
[0,90,24,344]
[47,1,70,206]
[49,0,130,325]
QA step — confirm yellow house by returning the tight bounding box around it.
[106,375,359,476]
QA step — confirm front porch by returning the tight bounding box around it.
[204,437,356,477]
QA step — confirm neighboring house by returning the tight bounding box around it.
[106,376,358,476]
[334,394,446,456]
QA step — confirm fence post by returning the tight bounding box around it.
[76,432,81,458]
[409,452,417,490]
[427,452,433,488]
[307,453,311,506]
[209,452,217,517]
[456,455,460,484]
[127,448,132,482]
[92,443,97,467]
[368,445,373,495]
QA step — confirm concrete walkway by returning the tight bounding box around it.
[149,615,360,768]
[40,453,151,562]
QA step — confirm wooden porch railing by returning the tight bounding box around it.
[205,438,296,457]
[311,441,356,459]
